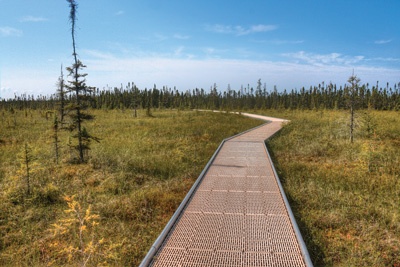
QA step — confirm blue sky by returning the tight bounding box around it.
[1,0,399,99]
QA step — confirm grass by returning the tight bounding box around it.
[264,109,400,266]
[1,108,399,266]
[0,109,263,266]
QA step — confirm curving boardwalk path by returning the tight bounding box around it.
[140,113,312,267]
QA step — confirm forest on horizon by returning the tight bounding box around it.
[1,78,400,111]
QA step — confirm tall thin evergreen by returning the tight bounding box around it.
[65,0,98,163]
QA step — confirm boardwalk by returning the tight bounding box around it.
[140,114,312,267]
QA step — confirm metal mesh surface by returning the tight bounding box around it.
[148,122,307,267]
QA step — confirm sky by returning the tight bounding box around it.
[1,0,399,99]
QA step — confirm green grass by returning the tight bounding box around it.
[0,109,263,266]
[264,109,400,266]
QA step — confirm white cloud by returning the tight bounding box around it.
[203,47,216,56]
[0,26,22,37]
[20,16,48,22]
[255,39,304,45]
[173,34,190,40]
[244,24,278,35]
[283,51,365,66]
[173,46,185,56]
[2,53,399,99]
[207,24,278,36]
[368,57,400,62]
[83,49,116,60]
[374,39,392,45]
[114,10,124,16]
[138,34,168,43]
[80,55,399,93]
[206,24,231,34]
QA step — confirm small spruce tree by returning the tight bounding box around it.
[56,64,67,123]
[23,143,33,195]
[347,72,361,143]
[53,115,60,164]
[15,143,38,197]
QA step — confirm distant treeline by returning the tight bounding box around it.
[1,80,400,111]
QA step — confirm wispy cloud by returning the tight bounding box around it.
[271,40,304,45]
[77,55,400,95]
[114,10,124,16]
[0,26,22,37]
[83,49,116,60]
[173,46,185,56]
[246,24,277,35]
[374,39,392,45]
[106,42,136,54]
[254,39,304,45]
[154,33,168,42]
[206,24,278,36]
[202,47,224,58]
[141,33,192,43]
[20,16,48,22]
[283,51,364,66]
[173,34,190,40]
[3,54,399,99]
[138,33,168,43]
[367,57,400,63]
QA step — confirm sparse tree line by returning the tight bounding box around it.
[1,79,400,111]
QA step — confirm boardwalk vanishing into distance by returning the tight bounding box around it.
[140,113,313,267]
